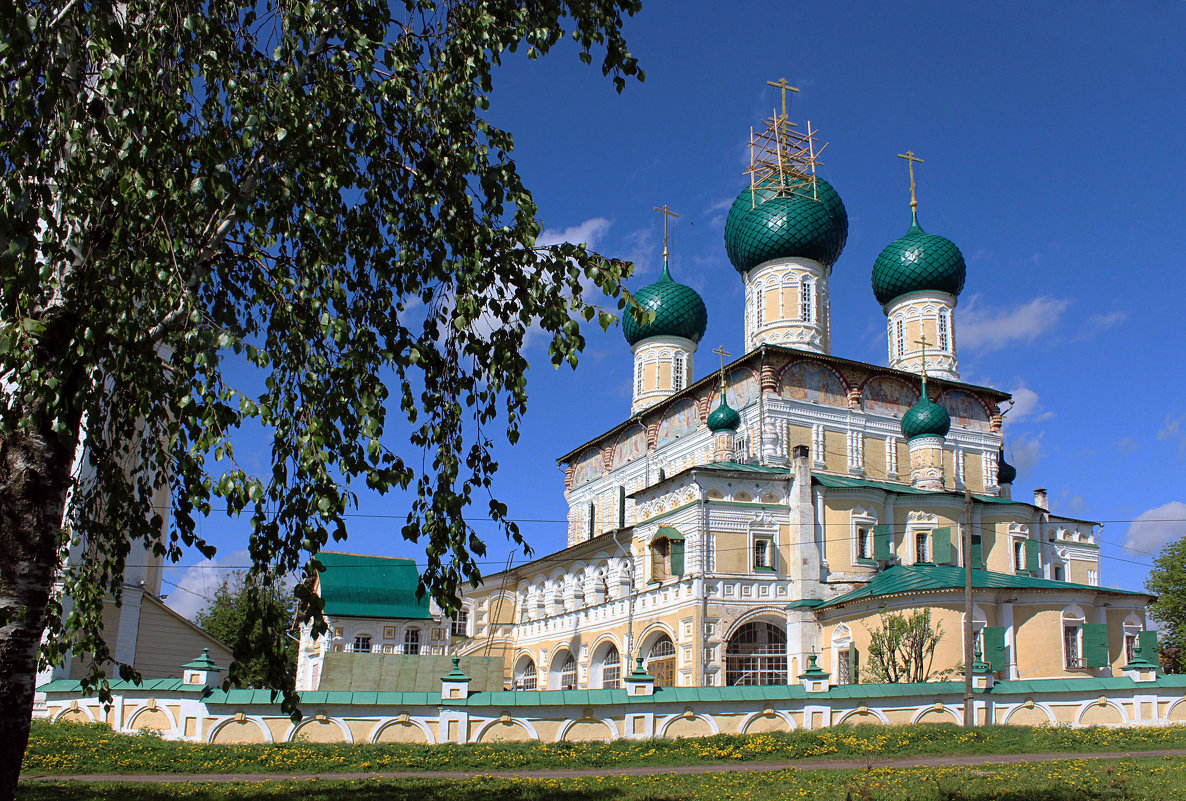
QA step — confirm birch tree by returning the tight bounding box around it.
[0,0,642,795]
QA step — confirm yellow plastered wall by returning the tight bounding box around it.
[864,436,887,480]
[964,453,984,493]
[821,502,863,573]
[823,430,846,473]
[714,529,750,574]
[980,518,1012,573]
[1013,604,1078,678]
[790,424,812,451]
[943,450,956,490]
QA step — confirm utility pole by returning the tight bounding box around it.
[963,485,975,727]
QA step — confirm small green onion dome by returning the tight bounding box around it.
[707,396,741,432]
[900,394,951,440]
[872,212,966,307]
[997,448,1017,485]
[622,262,709,347]
[724,177,848,273]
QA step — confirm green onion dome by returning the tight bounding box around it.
[622,262,708,347]
[997,448,1017,485]
[900,394,951,441]
[723,177,848,273]
[707,396,741,432]
[872,212,966,307]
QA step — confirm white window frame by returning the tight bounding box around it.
[938,311,949,351]
[1062,606,1086,669]
[673,352,684,389]
[852,511,877,564]
[352,634,373,653]
[800,279,813,323]
[896,319,906,357]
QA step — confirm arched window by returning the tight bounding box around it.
[647,635,676,687]
[352,634,372,653]
[895,319,906,357]
[515,657,537,690]
[801,279,813,323]
[403,628,420,655]
[558,653,578,689]
[832,624,853,685]
[726,621,787,686]
[938,311,950,351]
[600,645,621,689]
[673,352,685,389]
[634,359,643,396]
[1061,606,1086,669]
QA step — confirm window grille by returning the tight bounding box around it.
[673,353,684,389]
[896,319,905,357]
[558,654,577,689]
[634,360,643,395]
[939,312,950,350]
[519,661,537,690]
[915,531,930,563]
[801,280,812,323]
[1064,626,1084,668]
[451,610,469,638]
[404,628,420,655]
[753,539,769,570]
[601,645,621,689]
[353,635,372,653]
[837,649,851,684]
[648,637,676,687]
[726,622,787,686]
[857,527,872,560]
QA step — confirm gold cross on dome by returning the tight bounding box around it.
[897,149,925,210]
[914,334,933,392]
[711,345,731,389]
[653,204,679,259]
[766,77,800,120]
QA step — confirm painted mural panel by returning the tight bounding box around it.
[940,390,992,431]
[611,426,648,470]
[709,368,759,412]
[656,399,700,448]
[571,447,603,487]
[779,361,846,406]
[862,376,919,417]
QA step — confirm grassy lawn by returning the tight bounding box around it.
[18,757,1186,800]
[21,719,1186,777]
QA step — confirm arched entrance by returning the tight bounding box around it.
[647,636,676,687]
[726,621,787,685]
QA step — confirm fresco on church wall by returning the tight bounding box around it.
[710,368,758,411]
[571,447,603,487]
[779,361,846,406]
[611,426,648,470]
[656,399,700,448]
[940,390,992,431]
[862,376,919,417]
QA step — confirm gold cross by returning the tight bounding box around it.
[766,77,800,120]
[712,345,731,390]
[653,204,679,259]
[914,334,932,392]
[897,149,925,210]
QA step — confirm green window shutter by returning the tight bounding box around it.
[969,534,984,569]
[1023,539,1041,575]
[982,626,1007,673]
[670,540,685,576]
[873,524,894,561]
[1139,630,1159,662]
[1083,623,1109,668]
[931,527,952,565]
[618,486,626,530]
[848,646,860,685]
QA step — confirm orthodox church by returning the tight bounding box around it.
[298,95,1152,694]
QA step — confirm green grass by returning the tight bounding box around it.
[21,719,1186,777]
[17,757,1186,800]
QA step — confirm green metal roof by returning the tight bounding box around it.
[724,176,848,272]
[816,564,1148,611]
[205,689,441,706]
[316,551,432,620]
[901,395,951,440]
[37,678,207,694]
[872,211,966,306]
[182,648,223,672]
[812,473,1017,504]
[622,261,708,346]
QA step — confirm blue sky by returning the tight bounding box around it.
[164,0,1186,616]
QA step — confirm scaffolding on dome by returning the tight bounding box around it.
[746,78,828,207]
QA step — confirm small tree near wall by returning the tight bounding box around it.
[863,609,947,683]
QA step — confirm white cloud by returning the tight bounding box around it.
[1124,501,1186,555]
[1090,310,1127,330]
[163,549,250,621]
[959,296,1070,352]
[1006,385,1055,424]
[1009,431,1044,475]
[537,217,611,249]
[1160,415,1185,455]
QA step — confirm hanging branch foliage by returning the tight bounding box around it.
[0,0,643,794]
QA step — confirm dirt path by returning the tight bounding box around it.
[22,747,1186,784]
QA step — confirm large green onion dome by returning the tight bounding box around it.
[724,176,848,273]
[622,262,708,347]
[997,447,1017,485]
[872,211,966,307]
[707,396,741,432]
[900,394,951,441]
